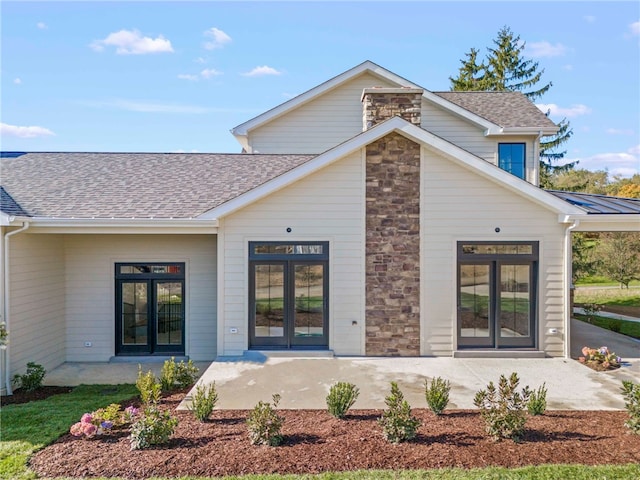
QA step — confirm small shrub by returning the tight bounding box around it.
[70,404,140,438]
[424,376,450,415]
[582,303,603,317]
[527,383,548,416]
[326,382,360,419]
[136,366,162,405]
[473,372,531,442]
[378,382,421,443]
[160,357,200,391]
[189,382,218,422]
[129,406,178,450]
[13,362,46,392]
[578,346,622,371]
[246,394,284,446]
[621,380,640,434]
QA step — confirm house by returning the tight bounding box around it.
[1,61,638,394]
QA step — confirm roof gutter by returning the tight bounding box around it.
[3,221,31,395]
[15,217,219,233]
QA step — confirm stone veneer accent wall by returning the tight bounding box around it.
[362,88,423,130]
[365,132,421,356]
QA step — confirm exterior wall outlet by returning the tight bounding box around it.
[84,341,92,347]
[229,327,238,334]
[548,328,559,335]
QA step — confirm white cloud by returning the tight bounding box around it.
[1,122,55,138]
[606,128,635,135]
[536,103,591,118]
[526,41,568,58]
[564,145,640,178]
[630,21,640,36]
[242,65,282,77]
[583,15,596,23]
[195,57,207,64]
[200,68,222,79]
[178,74,199,81]
[203,27,231,50]
[90,29,173,55]
[562,64,573,71]
[13,78,22,85]
[37,21,47,29]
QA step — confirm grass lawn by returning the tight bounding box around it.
[576,276,640,288]
[0,384,138,480]
[574,314,640,340]
[574,287,640,308]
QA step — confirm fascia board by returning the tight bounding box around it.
[560,214,640,231]
[17,217,218,232]
[231,61,420,136]
[487,126,559,136]
[203,117,583,220]
[391,122,585,216]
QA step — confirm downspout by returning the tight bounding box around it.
[3,221,30,395]
[533,130,542,186]
[563,219,579,359]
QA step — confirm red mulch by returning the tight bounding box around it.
[28,390,640,479]
[1,386,73,405]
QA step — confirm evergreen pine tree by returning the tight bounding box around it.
[449,26,573,183]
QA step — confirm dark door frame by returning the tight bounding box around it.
[115,263,185,355]
[248,242,329,350]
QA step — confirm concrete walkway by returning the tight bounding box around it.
[573,307,640,323]
[42,318,639,411]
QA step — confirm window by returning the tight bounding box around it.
[498,143,526,179]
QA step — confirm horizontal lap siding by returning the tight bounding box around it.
[64,235,217,361]
[222,151,364,355]
[421,148,565,356]
[249,73,396,154]
[9,234,66,376]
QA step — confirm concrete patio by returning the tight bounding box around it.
[41,318,639,411]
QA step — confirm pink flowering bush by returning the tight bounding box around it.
[70,404,139,438]
[579,346,622,371]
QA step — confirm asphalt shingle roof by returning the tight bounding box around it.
[547,190,640,214]
[433,91,557,130]
[0,152,313,219]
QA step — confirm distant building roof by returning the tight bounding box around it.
[433,91,557,130]
[0,152,313,219]
[547,190,640,214]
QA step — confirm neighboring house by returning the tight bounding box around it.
[1,61,639,393]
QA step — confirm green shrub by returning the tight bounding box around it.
[160,357,200,391]
[608,319,623,333]
[527,383,548,416]
[13,362,46,392]
[326,382,360,419]
[136,367,162,405]
[188,382,218,422]
[378,382,421,443]
[129,406,178,450]
[246,394,284,446]
[621,380,640,434]
[473,372,531,442]
[424,376,450,415]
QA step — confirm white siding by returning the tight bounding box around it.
[249,73,397,154]
[8,233,66,376]
[221,151,364,355]
[421,147,566,356]
[64,235,217,361]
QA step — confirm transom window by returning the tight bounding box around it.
[498,143,526,180]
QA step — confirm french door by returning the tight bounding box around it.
[249,242,329,349]
[457,243,538,349]
[115,263,185,355]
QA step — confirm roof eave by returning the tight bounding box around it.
[486,126,559,136]
[15,217,219,233]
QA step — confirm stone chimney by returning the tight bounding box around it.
[361,87,424,131]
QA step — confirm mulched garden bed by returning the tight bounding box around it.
[29,390,640,479]
[1,386,73,405]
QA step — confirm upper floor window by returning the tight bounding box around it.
[498,143,525,180]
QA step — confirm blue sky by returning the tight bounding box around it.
[2,1,639,177]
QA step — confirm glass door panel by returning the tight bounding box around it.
[293,263,327,346]
[458,264,493,347]
[156,281,184,348]
[498,264,534,347]
[121,281,149,350]
[252,264,286,345]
